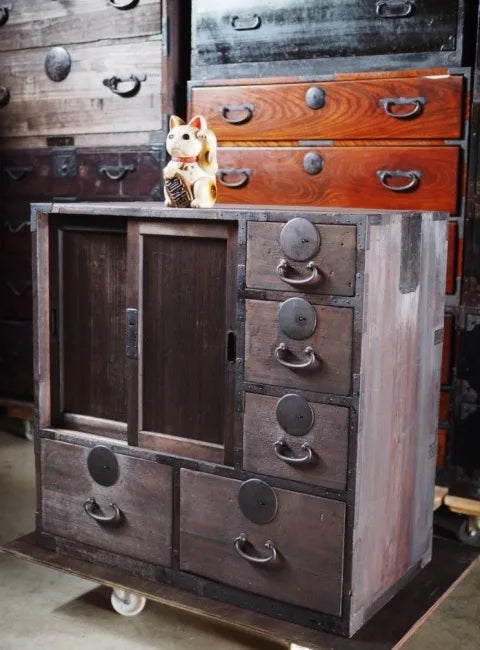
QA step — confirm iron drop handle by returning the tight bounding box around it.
[217,168,251,188]
[0,4,11,26]
[231,14,261,31]
[275,343,316,370]
[6,280,31,296]
[5,220,29,233]
[376,1,415,18]
[0,86,10,107]
[4,166,32,181]
[84,497,122,525]
[234,533,277,565]
[99,163,135,181]
[103,74,146,98]
[219,104,254,125]
[377,169,422,192]
[274,439,314,466]
[276,259,319,287]
[108,0,138,9]
[379,96,426,119]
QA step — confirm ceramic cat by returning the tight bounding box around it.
[163,114,218,208]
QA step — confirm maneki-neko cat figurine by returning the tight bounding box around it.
[163,115,218,208]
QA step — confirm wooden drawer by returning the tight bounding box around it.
[193,0,461,73]
[0,0,161,52]
[179,469,345,616]
[0,40,162,140]
[246,222,356,297]
[41,439,172,565]
[0,320,32,399]
[243,393,349,491]
[191,76,464,141]
[216,147,460,213]
[1,151,52,200]
[245,299,353,395]
[0,253,32,321]
[1,201,31,257]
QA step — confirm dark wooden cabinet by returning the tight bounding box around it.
[30,202,448,637]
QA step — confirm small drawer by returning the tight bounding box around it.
[191,75,464,141]
[41,439,172,566]
[1,151,52,200]
[180,469,345,616]
[0,320,32,399]
[243,393,349,491]
[245,299,353,395]
[216,147,460,213]
[247,221,356,297]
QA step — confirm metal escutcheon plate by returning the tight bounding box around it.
[87,446,119,487]
[276,394,315,436]
[45,47,71,82]
[279,218,320,261]
[238,479,278,525]
[278,297,317,340]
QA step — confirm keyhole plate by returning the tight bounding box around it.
[279,218,321,261]
[278,297,317,340]
[87,446,119,486]
[238,479,278,525]
[276,394,315,437]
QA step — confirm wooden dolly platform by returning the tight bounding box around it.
[2,533,478,650]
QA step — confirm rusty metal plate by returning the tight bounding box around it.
[278,297,317,340]
[238,479,278,525]
[45,47,71,82]
[279,218,321,261]
[87,446,119,487]
[276,394,315,437]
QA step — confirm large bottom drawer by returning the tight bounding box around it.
[41,439,172,566]
[216,146,459,212]
[179,469,345,616]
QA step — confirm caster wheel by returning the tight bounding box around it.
[457,520,480,548]
[111,588,146,616]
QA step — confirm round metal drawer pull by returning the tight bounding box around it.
[233,533,277,565]
[84,498,122,525]
[217,168,251,188]
[277,259,319,287]
[305,86,326,110]
[219,104,254,125]
[108,0,138,9]
[231,14,261,31]
[0,86,10,108]
[302,152,323,175]
[275,343,316,370]
[376,0,415,18]
[377,169,422,192]
[274,439,314,466]
[379,96,426,119]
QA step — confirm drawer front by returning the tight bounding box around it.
[243,393,349,490]
[216,147,460,213]
[0,40,162,140]
[194,0,459,68]
[41,439,172,565]
[246,221,356,297]
[0,320,32,399]
[245,299,353,395]
[0,254,32,320]
[180,469,345,615]
[191,76,464,141]
[1,201,31,257]
[1,151,52,200]
[0,0,161,52]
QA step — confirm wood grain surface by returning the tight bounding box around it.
[245,299,353,395]
[179,469,345,616]
[243,392,349,490]
[191,76,464,141]
[216,147,460,213]
[246,222,356,296]
[41,438,173,565]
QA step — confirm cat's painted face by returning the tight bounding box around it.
[166,124,203,158]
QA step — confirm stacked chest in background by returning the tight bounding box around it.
[0,0,187,403]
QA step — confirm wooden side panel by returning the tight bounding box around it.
[351,213,447,633]
[245,299,353,395]
[41,439,172,565]
[246,222,356,296]
[61,228,127,423]
[216,147,460,213]
[179,469,345,616]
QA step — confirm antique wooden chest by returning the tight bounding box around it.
[27,201,447,637]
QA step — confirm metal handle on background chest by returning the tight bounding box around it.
[0,4,12,26]
[377,169,422,192]
[217,168,251,189]
[275,343,316,369]
[84,498,123,525]
[4,220,29,233]
[276,260,319,287]
[219,104,254,125]
[233,534,277,565]
[99,164,136,181]
[375,1,415,18]
[0,86,10,107]
[231,14,261,31]
[380,96,426,119]
[103,74,146,98]
[274,439,314,466]
[4,166,32,181]
[107,0,138,9]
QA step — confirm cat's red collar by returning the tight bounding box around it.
[172,156,198,163]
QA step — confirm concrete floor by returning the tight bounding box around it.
[0,429,479,650]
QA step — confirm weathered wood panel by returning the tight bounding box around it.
[191,76,464,141]
[41,439,172,565]
[179,469,345,616]
[245,299,353,395]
